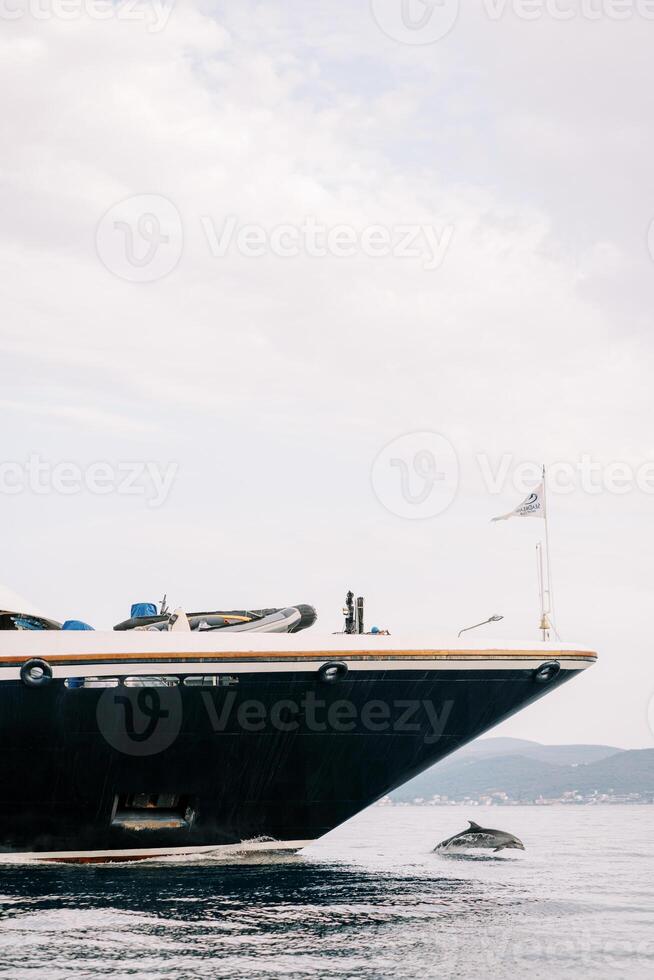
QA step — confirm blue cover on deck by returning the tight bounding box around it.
[14,617,46,631]
[62,620,95,631]
[131,603,158,619]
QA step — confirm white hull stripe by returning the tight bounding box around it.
[0,838,312,864]
[0,657,593,681]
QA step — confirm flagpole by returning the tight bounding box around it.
[536,542,547,642]
[491,470,559,640]
[541,464,557,640]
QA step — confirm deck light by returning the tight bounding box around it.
[458,615,504,638]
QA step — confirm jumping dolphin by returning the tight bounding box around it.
[435,820,525,853]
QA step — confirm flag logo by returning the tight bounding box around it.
[492,483,545,522]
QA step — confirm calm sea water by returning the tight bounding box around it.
[0,805,651,979]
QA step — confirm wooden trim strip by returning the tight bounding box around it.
[0,649,597,666]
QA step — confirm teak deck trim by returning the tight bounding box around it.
[0,648,598,666]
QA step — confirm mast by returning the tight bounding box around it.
[536,542,549,641]
[538,464,557,641]
[542,464,557,635]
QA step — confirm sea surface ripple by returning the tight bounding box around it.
[0,805,651,979]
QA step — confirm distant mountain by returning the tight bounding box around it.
[390,738,653,802]
[449,737,621,767]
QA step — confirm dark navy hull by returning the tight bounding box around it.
[0,666,581,855]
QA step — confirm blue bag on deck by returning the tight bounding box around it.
[131,603,158,619]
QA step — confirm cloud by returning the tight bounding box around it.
[0,398,159,435]
[1,2,652,745]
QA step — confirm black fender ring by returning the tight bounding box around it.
[20,658,53,688]
[318,661,349,684]
[533,660,561,684]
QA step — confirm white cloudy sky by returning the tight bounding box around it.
[1,1,654,748]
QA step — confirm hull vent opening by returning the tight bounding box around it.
[111,794,195,832]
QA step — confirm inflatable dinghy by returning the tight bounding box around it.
[113,604,317,634]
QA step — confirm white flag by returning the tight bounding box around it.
[492,483,545,522]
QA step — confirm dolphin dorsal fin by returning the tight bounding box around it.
[468,820,482,830]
